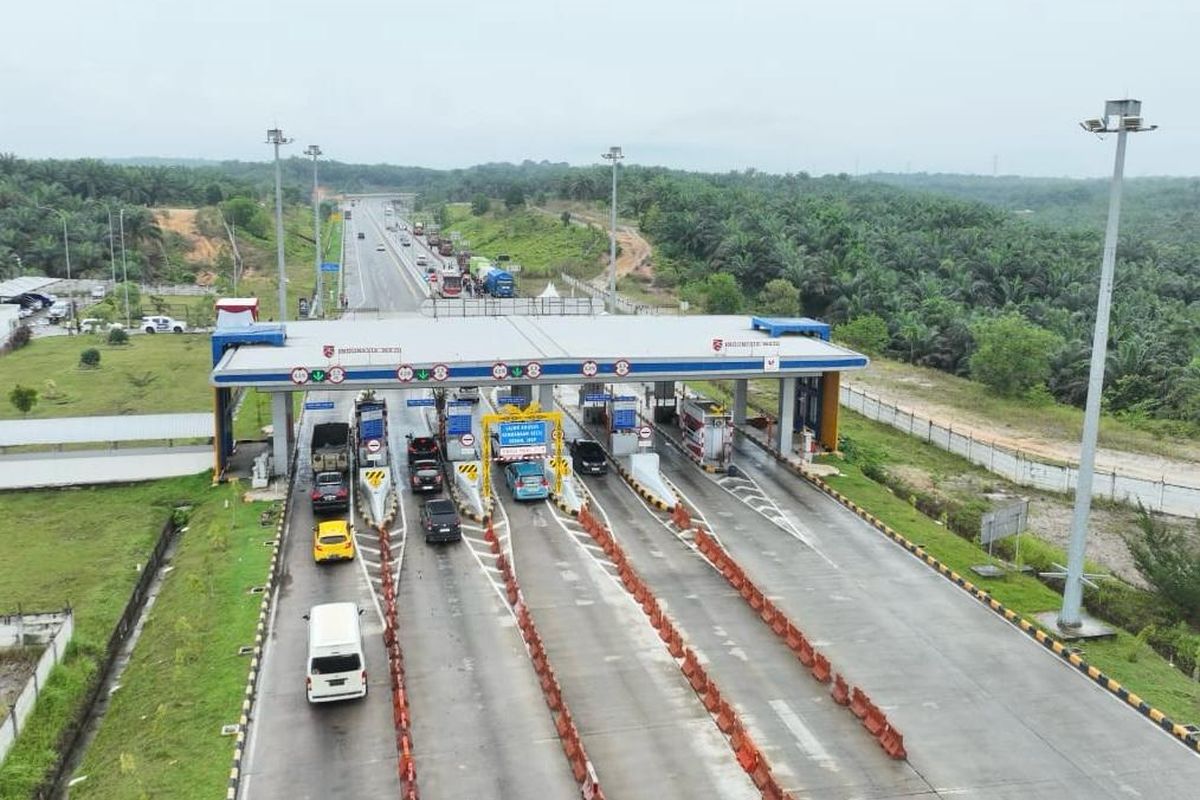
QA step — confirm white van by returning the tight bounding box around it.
[304,602,367,703]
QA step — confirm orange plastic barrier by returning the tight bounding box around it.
[810,652,832,683]
[879,724,908,760]
[849,688,869,719]
[831,674,850,706]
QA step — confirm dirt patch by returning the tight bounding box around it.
[534,205,654,284]
[0,647,41,717]
[156,208,221,266]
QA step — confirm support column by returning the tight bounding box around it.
[775,377,796,454]
[819,371,841,452]
[537,383,555,411]
[270,391,292,477]
[732,379,748,426]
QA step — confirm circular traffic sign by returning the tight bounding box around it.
[328,366,346,384]
[491,362,509,380]
[614,359,631,377]
[290,366,310,385]
[460,433,476,447]
[551,427,564,442]
[638,425,653,440]
[581,360,598,377]
[526,361,543,379]
[432,364,449,381]
[396,364,414,382]
[366,438,382,453]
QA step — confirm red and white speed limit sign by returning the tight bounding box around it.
[525,361,543,379]
[581,360,598,377]
[492,362,509,380]
[290,366,310,385]
[431,364,449,381]
[614,359,631,377]
[396,364,414,382]
[327,366,346,384]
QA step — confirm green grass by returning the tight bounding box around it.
[0,336,213,420]
[442,204,608,281]
[813,427,1200,723]
[854,357,1200,460]
[71,481,273,799]
[0,474,217,799]
[234,207,338,321]
[232,389,302,441]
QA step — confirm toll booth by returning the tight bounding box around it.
[444,400,477,461]
[608,395,639,455]
[651,381,677,424]
[679,396,733,470]
[354,393,389,467]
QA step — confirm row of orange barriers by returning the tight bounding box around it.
[486,522,605,799]
[577,506,795,800]
[691,527,907,760]
[378,526,420,799]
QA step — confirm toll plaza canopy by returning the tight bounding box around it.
[210,314,868,389]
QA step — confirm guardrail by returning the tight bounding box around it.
[420,296,602,317]
[557,273,678,315]
[840,383,1200,517]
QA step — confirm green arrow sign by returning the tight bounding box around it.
[509,364,524,378]
[310,369,327,383]
[415,368,430,381]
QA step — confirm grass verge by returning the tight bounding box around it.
[0,474,215,799]
[0,336,212,420]
[70,480,274,799]
[233,389,303,442]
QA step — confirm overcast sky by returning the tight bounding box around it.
[1,0,1194,177]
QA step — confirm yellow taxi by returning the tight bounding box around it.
[312,520,356,563]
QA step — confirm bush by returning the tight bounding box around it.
[470,194,491,216]
[1129,506,1200,623]
[7,324,32,351]
[107,327,129,345]
[9,384,38,415]
[834,314,889,356]
[79,348,101,368]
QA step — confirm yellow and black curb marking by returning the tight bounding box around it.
[737,426,1200,756]
[638,413,722,473]
[551,492,580,518]
[228,485,292,799]
[456,461,480,482]
[447,480,489,525]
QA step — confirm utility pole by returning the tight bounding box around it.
[602,146,624,314]
[106,207,117,288]
[304,144,323,317]
[267,128,293,321]
[1058,100,1156,629]
[36,206,71,282]
[119,208,130,329]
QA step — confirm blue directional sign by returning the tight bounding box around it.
[497,420,547,447]
[583,393,612,407]
[304,400,335,410]
[497,395,524,406]
[448,401,474,410]
[447,413,473,435]
[406,397,436,407]
[320,261,340,272]
[613,409,637,430]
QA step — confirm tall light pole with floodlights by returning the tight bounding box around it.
[1058,100,1157,630]
[267,128,293,321]
[602,146,624,314]
[36,206,71,283]
[304,144,323,317]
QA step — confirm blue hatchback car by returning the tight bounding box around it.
[504,461,549,501]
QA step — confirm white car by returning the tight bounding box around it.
[142,315,187,334]
[416,255,428,266]
[452,386,480,404]
[90,286,106,299]
[79,318,106,333]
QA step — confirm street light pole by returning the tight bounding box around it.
[1058,100,1156,629]
[36,206,71,282]
[106,207,117,288]
[304,144,323,317]
[267,128,293,321]
[602,146,624,314]
[119,208,131,329]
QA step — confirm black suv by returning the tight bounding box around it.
[408,458,443,493]
[570,439,608,475]
[420,498,461,543]
[407,434,441,463]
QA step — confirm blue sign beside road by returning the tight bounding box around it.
[497,396,523,406]
[614,395,638,402]
[584,393,612,403]
[613,409,637,430]
[497,420,547,447]
[406,397,436,407]
[304,400,336,410]
[447,414,473,435]
[320,261,340,272]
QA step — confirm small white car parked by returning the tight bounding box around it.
[142,315,187,334]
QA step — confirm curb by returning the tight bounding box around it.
[227,483,291,800]
[736,426,1200,756]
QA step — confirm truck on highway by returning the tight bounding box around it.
[354,394,389,467]
[439,264,463,298]
[427,225,442,249]
[310,422,352,512]
[482,267,515,298]
[437,239,454,257]
[412,221,424,237]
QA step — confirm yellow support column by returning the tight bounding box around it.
[819,371,841,452]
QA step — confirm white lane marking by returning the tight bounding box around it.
[768,699,840,773]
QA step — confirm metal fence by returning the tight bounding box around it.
[840,383,1200,518]
[420,295,603,317]
[558,273,678,315]
[0,609,74,764]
